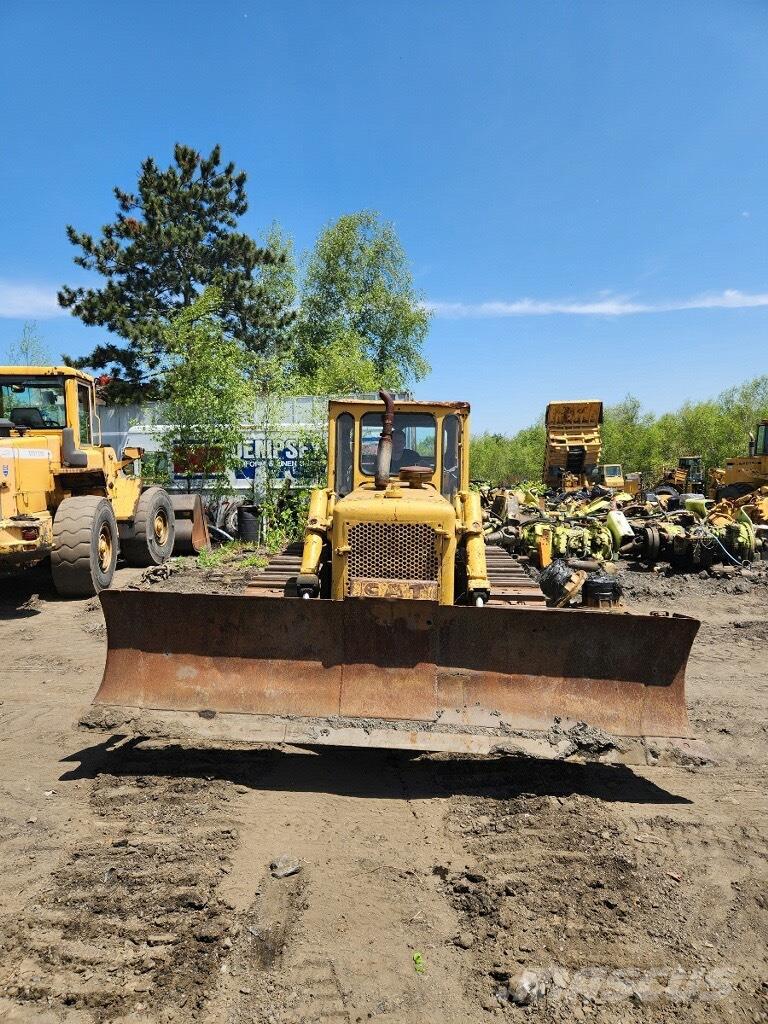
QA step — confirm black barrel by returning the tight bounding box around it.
[237,504,261,542]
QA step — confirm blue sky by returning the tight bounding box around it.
[1,0,766,432]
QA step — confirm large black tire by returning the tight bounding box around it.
[51,496,119,597]
[122,486,175,567]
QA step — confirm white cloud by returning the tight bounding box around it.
[0,281,65,319]
[427,289,768,319]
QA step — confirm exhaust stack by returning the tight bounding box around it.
[374,389,395,489]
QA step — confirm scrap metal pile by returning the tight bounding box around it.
[481,483,768,593]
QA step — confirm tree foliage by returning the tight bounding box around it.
[59,144,294,402]
[470,423,546,482]
[5,321,49,365]
[294,211,430,394]
[470,376,768,485]
[158,289,254,495]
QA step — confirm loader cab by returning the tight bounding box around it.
[678,455,704,490]
[328,399,470,500]
[0,366,100,449]
[594,464,625,490]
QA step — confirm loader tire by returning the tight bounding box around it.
[51,496,119,597]
[122,487,176,567]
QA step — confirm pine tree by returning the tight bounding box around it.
[59,144,295,402]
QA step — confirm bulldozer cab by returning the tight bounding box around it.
[328,398,469,498]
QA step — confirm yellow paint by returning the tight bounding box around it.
[544,399,603,489]
[0,366,146,570]
[302,397,489,605]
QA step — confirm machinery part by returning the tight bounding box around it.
[640,525,661,563]
[121,487,176,567]
[717,483,755,501]
[566,558,611,573]
[51,496,119,597]
[93,590,699,763]
[61,426,88,468]
[539,559,587,606]
[582,572,623,609]
[297,572,320,598]
[171,494,210,555]
[374,389,395,489]
[209,525,234,543]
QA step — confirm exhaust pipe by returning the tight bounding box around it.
[375,389,395,489]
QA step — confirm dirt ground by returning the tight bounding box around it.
[0,557,765,1024]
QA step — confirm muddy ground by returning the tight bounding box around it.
[0,557,765,1024]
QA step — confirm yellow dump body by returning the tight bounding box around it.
[544,400,603,490]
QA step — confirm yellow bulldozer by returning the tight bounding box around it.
[92,391,701,765]
[0,365,208,596]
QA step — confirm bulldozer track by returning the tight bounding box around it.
[246,542,545,606]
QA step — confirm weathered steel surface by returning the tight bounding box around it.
[95,591,699,751]
[170,494,210,555]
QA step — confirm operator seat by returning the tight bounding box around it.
[10,408,47,429]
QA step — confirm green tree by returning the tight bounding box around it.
[295,211,430,393]
[6,321,49,365]
[470,423,545,483]
[158,289,254,496]
[59,144,294,402]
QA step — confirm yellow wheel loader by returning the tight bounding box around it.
[0,366,208,596]
[92,391,702,765]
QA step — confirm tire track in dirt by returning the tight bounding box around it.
[0,740,240,1022]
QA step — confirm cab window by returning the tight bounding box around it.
[360,412,436,476]
[756,424,768,456]
[0,376,66,429]
[77,382,93,445]
[441,414,460,497]
[334,413,354,495]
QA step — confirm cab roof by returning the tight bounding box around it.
[328,398,470,414]
[0,365,94,383]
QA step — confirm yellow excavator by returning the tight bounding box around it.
[92,391,701,764]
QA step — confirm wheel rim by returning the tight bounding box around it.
[153,509,170,547]
[98,523,113,572]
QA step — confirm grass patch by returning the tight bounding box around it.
[196,541,268,571]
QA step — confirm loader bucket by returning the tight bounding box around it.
[89,592,703,765]
[170,494,210,555]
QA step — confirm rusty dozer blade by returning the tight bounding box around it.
[89,591,703,765]
[170,494,210,555]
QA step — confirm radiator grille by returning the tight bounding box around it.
[348,522,439,589]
